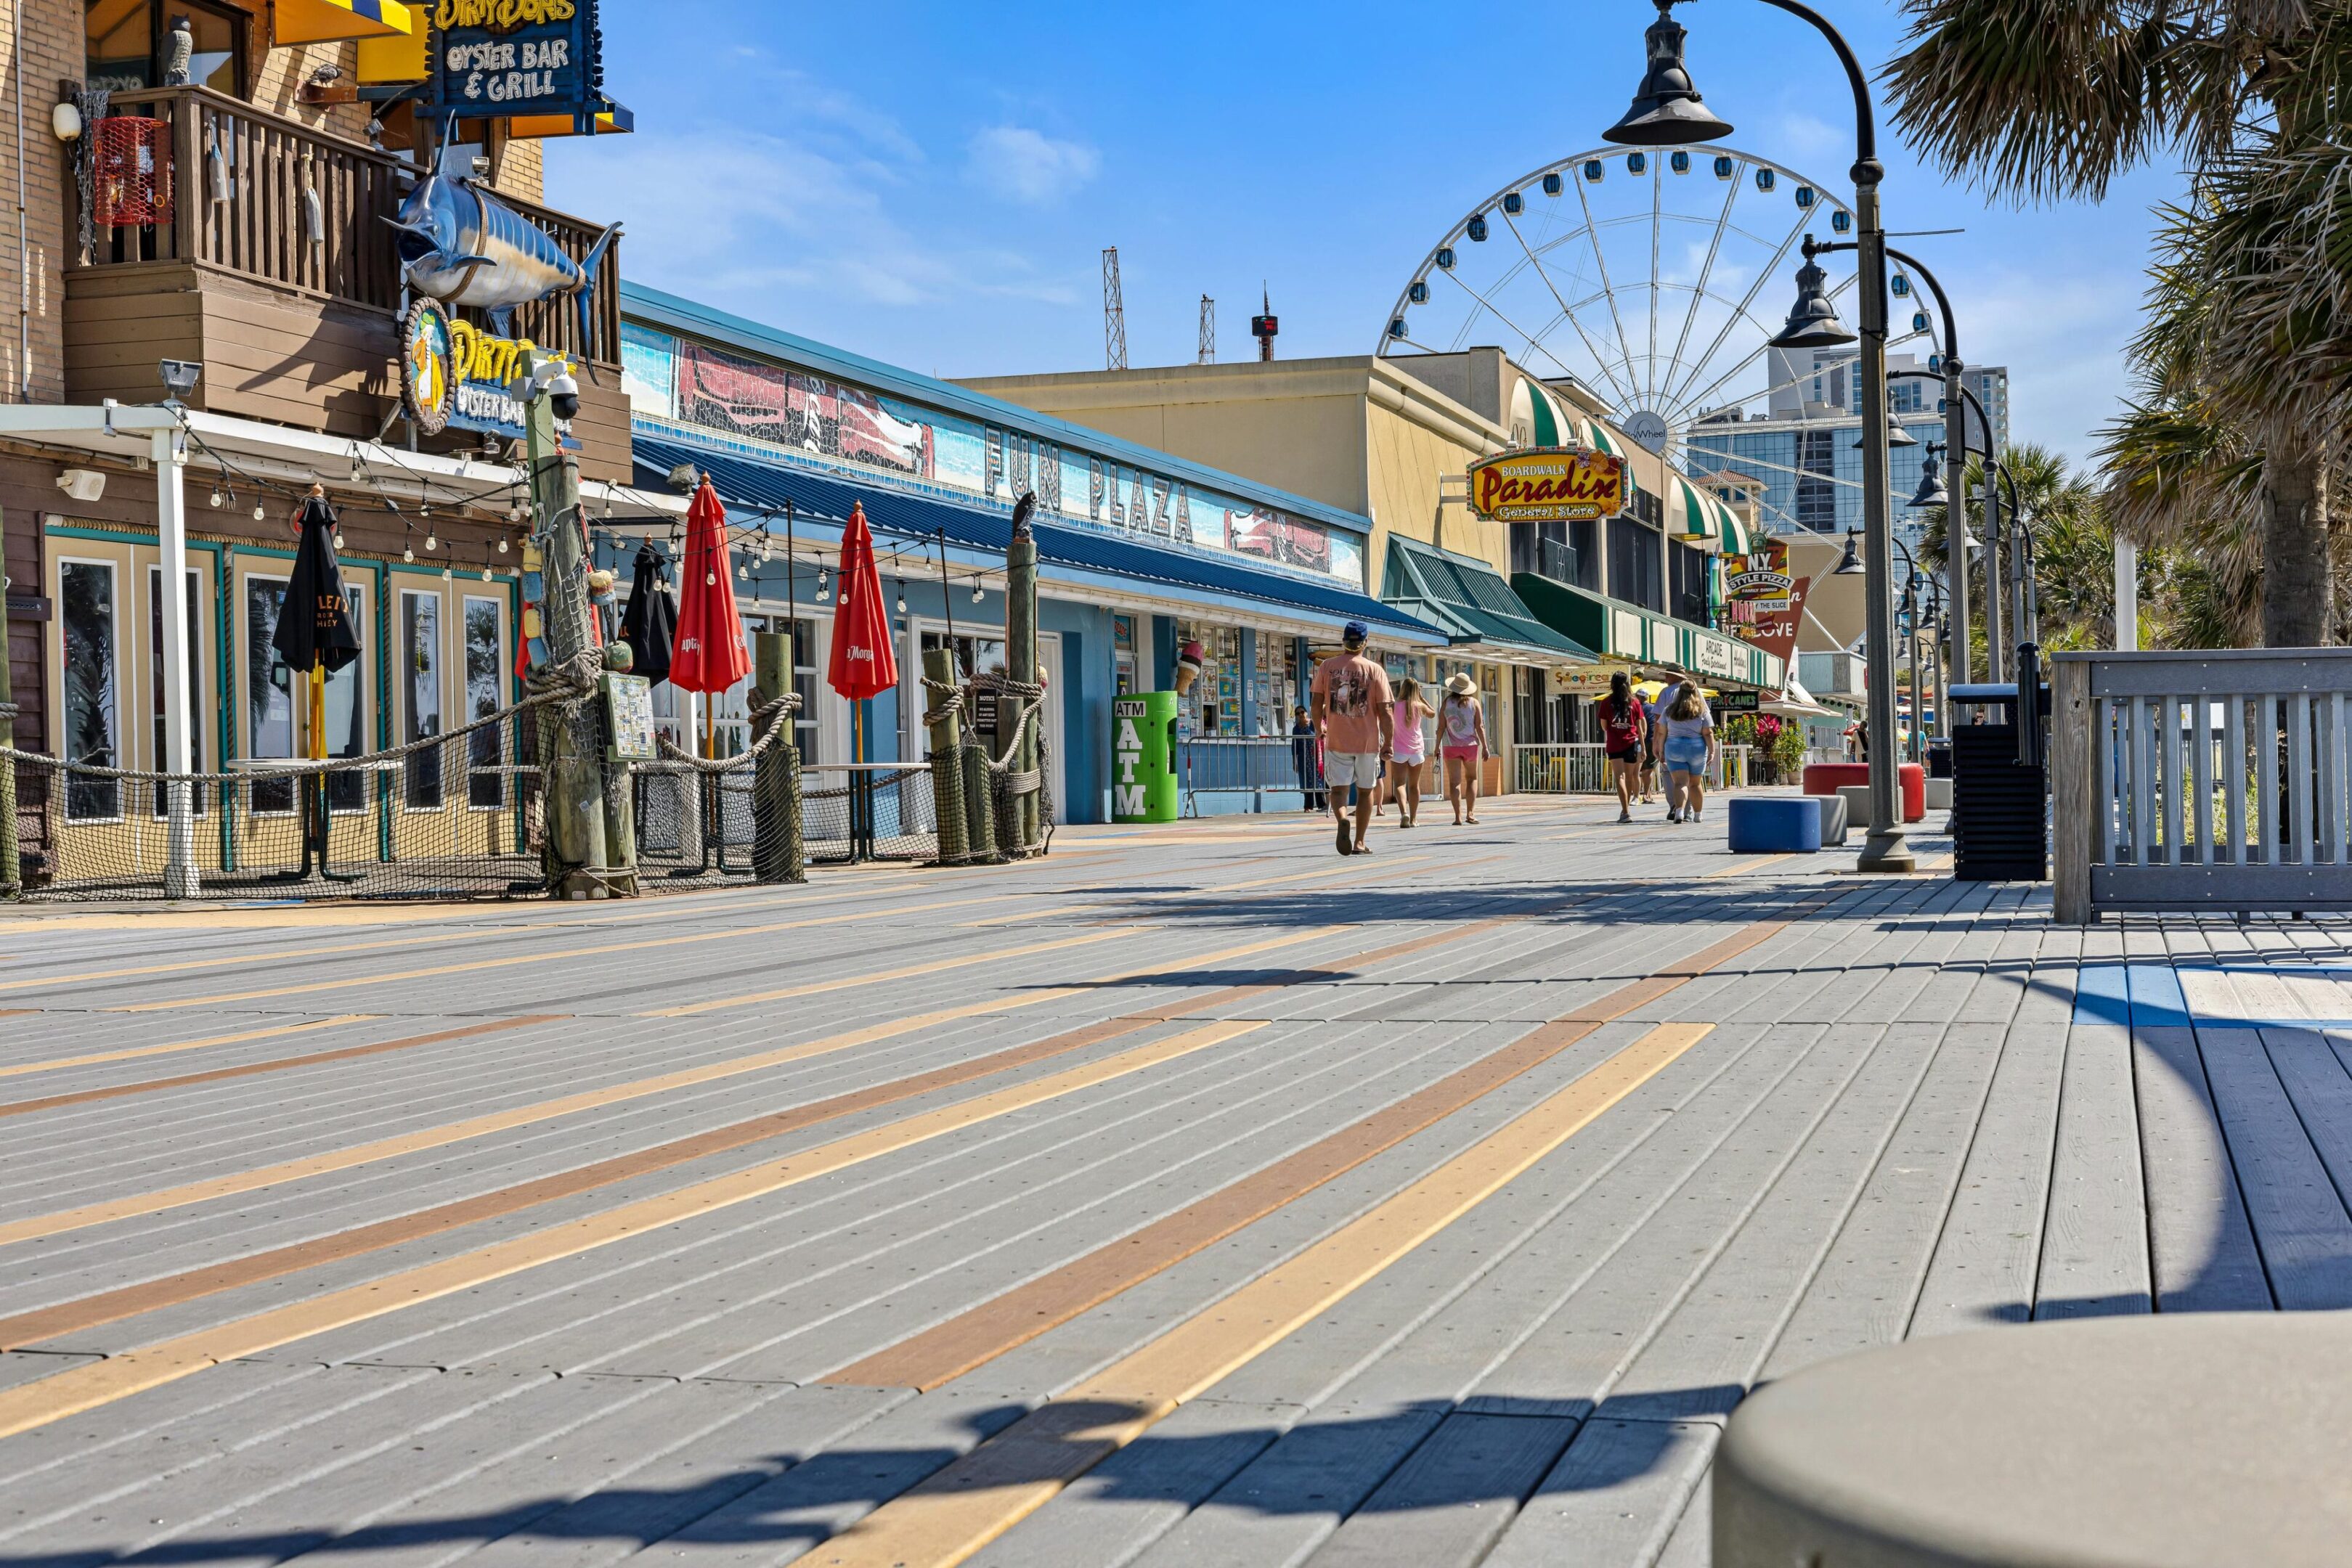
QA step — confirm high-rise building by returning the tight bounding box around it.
[1685,348,1945,550]
[1961,365,2010,456]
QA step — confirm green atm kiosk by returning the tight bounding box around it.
[1112,692,1179,822]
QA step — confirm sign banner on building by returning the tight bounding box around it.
[1465,448,1626,523]
[1721,537,1807,667]
[400,298,578,446]
[432,0,604,124]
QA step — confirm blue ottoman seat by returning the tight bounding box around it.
[1727,796,1822,854]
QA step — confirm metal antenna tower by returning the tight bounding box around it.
[1101,247,1128,370]
[1197,295,1216,363]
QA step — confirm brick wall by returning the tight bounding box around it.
[0,0,553,415]
[0,0,83,404]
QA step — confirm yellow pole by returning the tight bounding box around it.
[308,662,327,866]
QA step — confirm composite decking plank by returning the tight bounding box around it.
[2034,942,2152,1320]
[2198,1026,2352,1308]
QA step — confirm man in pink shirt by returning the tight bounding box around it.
[1309,621,1395,855]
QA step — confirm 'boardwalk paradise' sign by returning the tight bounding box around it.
[1465,448,1626,523]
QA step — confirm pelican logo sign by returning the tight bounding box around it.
[1465,448,1627,523]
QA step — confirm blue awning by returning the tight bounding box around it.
[633,435,1441,640]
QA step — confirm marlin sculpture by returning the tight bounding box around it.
[384,147,620,352]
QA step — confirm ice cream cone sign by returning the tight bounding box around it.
[1173,639,1205,695]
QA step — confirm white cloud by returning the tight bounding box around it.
[549,129,1080,317]
[965,126,1101,206]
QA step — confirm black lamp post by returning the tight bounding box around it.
[1608,0,1910,871]
[1835,528,1926,762]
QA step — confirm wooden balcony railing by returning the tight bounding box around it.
[74,86,620,365]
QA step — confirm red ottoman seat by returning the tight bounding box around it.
[1803,762,1926,822]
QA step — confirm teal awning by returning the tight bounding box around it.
[1383,536,1598,663]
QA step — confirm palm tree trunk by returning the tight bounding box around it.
[2261,445,2333,646]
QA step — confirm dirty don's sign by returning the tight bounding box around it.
[432,0,605,121]
[1465,448,1627,523]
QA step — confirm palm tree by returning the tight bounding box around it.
[1922,444,2126,652]
[1888,0,2349,644]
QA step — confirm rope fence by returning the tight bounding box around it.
[4,656,1064,897]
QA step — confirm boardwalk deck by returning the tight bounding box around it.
[1,795,2348,1567]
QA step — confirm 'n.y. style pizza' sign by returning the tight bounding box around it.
[1465,448,1627,523]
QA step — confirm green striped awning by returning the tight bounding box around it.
[1667,471,1750,553]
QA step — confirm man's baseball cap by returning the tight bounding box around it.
[1340,620,1369,645]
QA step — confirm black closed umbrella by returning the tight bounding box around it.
[272,488,360,684]
[621,541,677,686]
[269,486,361,880]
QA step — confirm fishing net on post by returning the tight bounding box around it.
[627,690,808,883]
[0,656,810,901]
[916,669,1054,867]
[1,710,550,902]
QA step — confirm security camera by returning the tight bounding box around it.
[546,371,579,423]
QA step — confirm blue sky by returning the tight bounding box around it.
[547,1,2186,468]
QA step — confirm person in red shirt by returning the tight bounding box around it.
[1309,621,1395,855]
[1599,669,1646,823]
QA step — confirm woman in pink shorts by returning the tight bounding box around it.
[1438,673,1489,825]
[1386,677,1435,826]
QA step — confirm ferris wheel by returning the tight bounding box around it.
[1377,144,1937,498]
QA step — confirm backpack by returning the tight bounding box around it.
[1600,698,1641,751]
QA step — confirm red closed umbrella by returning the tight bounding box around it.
[826,502,898,761]
[670,476,751,754]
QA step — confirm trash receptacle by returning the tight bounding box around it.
[1112,693,1179,822]
[1926,737,1954,779]
[1948,682,2048,881]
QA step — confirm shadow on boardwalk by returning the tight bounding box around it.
[0,1396,1715,1568]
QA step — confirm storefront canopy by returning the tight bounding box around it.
[633,436,1443,644]
[1382,536,1596,665]
[1667,471,1750,554]
[1511,571,1785,692]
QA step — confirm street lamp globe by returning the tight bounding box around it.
[1910,451,1948,510]
[1603,0,1735,147]
[1768,242,1855,349]
[1834,528,1866,575]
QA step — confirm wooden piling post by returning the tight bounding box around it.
[961,739,997,862]
[921,646,969,866]
[526,371,611,897]
[753,629,804,882]
[1007,507,1041,851]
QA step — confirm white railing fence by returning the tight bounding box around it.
[1513,743,1754,794]
[2053,650,2352,920]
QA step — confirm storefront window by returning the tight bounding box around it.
[84,0,248,97]
[401,591,443,809]
[243,576,293,814]
[1176,621,1240,738]
[463,597,505,809]
[60,560,120,820]
[147,565,204,816]
[1252,632,1293,736]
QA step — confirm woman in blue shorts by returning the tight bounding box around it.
[1659,681,1717,824]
